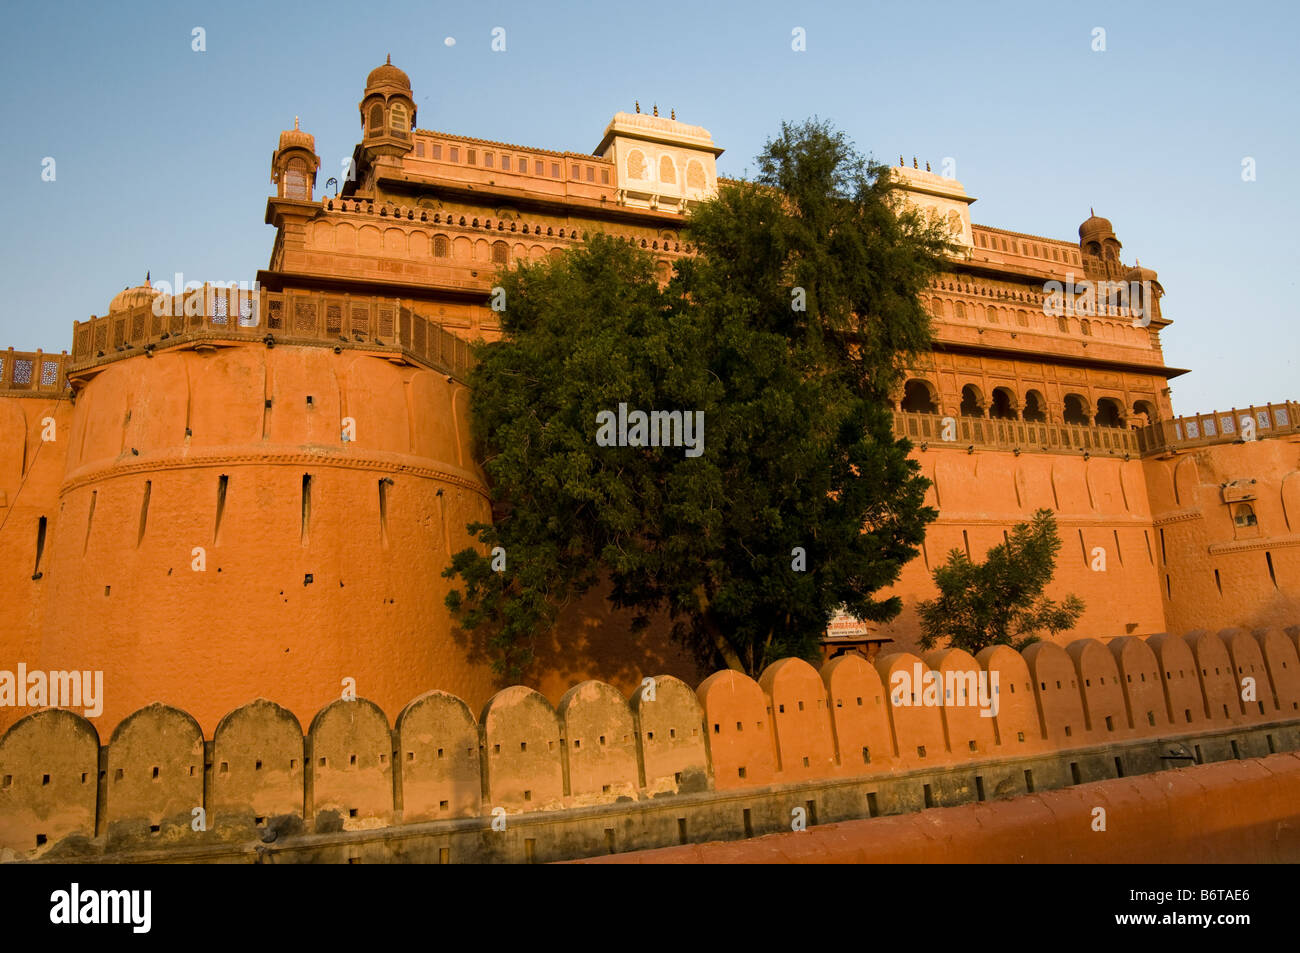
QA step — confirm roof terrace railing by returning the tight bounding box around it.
[67,286,478,384]
[0,349,70,397]
[1133,402,1298,454]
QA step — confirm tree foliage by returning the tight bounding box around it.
[444,118,952,678]
[915,508,1085,655]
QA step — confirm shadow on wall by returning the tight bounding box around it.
[2,626,1299,860]
[1241,590,1300,642]
[446,581,705,710]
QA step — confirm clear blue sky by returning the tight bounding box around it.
[3,0,1296,415]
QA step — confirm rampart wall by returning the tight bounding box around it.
[0,339,703,737]
[880,442,1166,646]
[3,626,1298,862]
[5,346,1300,740]
[1145,436,1300,635]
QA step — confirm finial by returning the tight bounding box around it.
[925,161,931,172]
[900,156,904,166]
[635,101,640,113]
[1090,206,1095,216]
[294,115,300,130]
[386,54,392,65]
[145,270,150,287]
[670,108,675,120]
[913,156,918,168]
[653,104,659,116]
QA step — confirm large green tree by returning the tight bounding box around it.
[916,508,1085,655]
[444,119,951,678]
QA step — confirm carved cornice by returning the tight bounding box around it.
[1208,535,1300,556]
[1153,511,1204,526]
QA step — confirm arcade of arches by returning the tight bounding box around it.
[897,377,1158,430]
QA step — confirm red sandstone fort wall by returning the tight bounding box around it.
[0,393,73,673]
[2,344,502,735]
[1144,438,1300,634]
[2,626,1297,859]
[6,355,1300,735]
[880,445,1166,649]
[0,343,706,738]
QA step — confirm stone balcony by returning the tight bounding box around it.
[891,410,1140,456]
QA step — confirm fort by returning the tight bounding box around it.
[1,58,1298,861]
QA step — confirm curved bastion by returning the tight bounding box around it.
[33,341,498,734]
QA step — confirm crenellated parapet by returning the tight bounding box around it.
[3,626,1298,861]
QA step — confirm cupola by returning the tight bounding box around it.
[271,117,321,200]
[1079,209,1121,261]
[359,55,416,158]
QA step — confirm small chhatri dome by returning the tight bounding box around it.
[278,115,315,153]
[1079,208,1116,243]
[108,274,160,314]
[1126,261,1159,283]
[366,54,411,91]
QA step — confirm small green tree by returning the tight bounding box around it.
[916,508,1084,655]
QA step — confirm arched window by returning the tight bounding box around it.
[686,159,706,190]
[1057,316,1069,333]
[659,155,677,184]
[955,301,967,321]
[1023,390,1047,423]
[368,103,384,132]
[390,102,409,139]
[1063,394,1090,426]
[626,150,647,180]
[491,241,508,265]
[1232,503,1257,528]
[900,379,938,414]
[990,387,1017,420]
[1095,398,1123,428]
[1080,319,1091,336]
[960,384,984,418]
[986,305,999,324]
[1132,400,1158,429]
[433,235,449,258]
[284,157,308,199]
